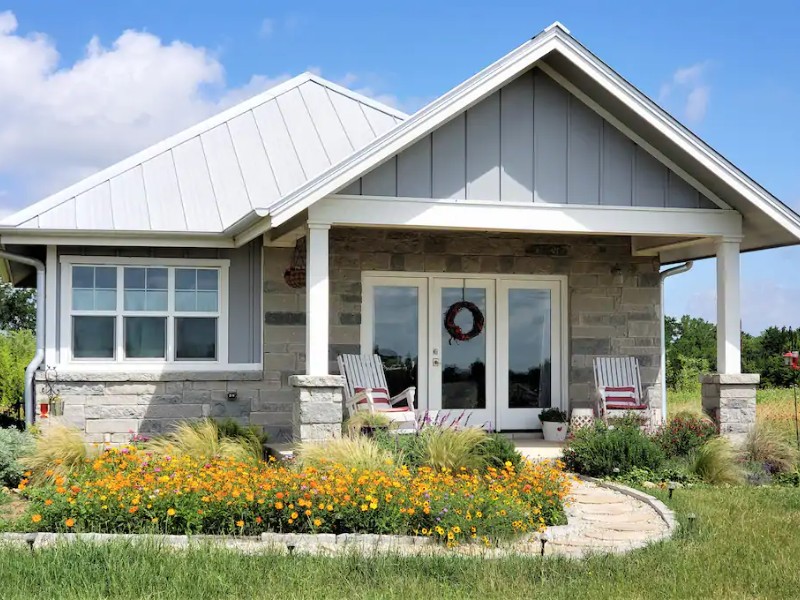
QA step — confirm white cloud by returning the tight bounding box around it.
[659,60,712,125]
[0,11,399,209]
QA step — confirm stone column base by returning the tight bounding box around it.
[289,375,345,442]
[700,373,759,445]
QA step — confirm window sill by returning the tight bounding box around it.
[36,364,263,382]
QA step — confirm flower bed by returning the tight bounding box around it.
[22,448,570,546]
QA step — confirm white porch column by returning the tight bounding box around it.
[306,222,330,375]
[716,237,741,374]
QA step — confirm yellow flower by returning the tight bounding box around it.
[290,512,298,520]
[275,502,284,510]
[167,508,176,517]
[151,517,159,524]
[31,514,42,523]
[313,518,322,527]
[236,520,244,528]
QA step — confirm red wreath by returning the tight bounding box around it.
[444,301,485,342]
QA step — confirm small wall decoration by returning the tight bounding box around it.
[524,244,569,257]
[444,300,485,343]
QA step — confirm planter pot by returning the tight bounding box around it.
[541,420,568,442]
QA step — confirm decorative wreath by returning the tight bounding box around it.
[444,301,485,343]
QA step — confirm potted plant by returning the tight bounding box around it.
[539,408,569,442]
[345,412,392,437]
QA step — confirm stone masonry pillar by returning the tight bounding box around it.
[290,375,344,442]
[700,373,759,445]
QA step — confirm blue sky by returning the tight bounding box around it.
[0,1,798,333]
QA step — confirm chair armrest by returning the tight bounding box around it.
[390,387,416,410]
[347,390,374,415]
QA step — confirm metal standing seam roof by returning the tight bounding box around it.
[0,73,406,234]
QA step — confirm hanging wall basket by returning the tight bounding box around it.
[283,237,306,289]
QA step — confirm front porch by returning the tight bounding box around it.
[264,218,752,441]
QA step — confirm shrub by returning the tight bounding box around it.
[421,427,488,471]
[0,428,34,487]
[742,424,798,475]
[21,422,89,484]
[691,438,744,485]
[0,330,35,417]
[145,420,261,463]
[562,422,664,477]
[476,433,524,470]
[23,447,572,545]
[657,411,717,458]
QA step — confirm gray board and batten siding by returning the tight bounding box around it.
[54,239,262,365]
[341,68,717,209]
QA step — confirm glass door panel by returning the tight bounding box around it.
[429,279,494,428]
[497,280,562,431]
[362,277,427,409]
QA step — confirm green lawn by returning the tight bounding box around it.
[669,386,800,436]
[2,486,800,599]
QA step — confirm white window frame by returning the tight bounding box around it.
[60,256,231,370]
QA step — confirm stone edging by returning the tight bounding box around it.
[576,475,678,543]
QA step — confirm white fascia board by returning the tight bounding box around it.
[0,230,236,248]
[264,30,563,229]
[553,36,800,240]
[311,196,743,239]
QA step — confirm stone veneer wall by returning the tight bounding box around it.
[35,371,287,443]
[263,227,663,427]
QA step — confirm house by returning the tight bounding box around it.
[1,22,794,443]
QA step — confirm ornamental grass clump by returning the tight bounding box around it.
[742,424,798,475]
[21,422,89,484]
[145,420,262,463]
[421,427,488,471]
[22,446,571,547]
[691,437,745,485]
[296,435,396,471]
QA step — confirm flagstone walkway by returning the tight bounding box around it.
[539,478,675,558]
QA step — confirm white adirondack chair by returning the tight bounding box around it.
[337,354,417,425]
[592,356,653,425]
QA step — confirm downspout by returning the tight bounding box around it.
[659,261,694,423]
[0,251,45,427]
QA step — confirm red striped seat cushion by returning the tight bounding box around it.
[603,386,645,410]
[353,387,411,412]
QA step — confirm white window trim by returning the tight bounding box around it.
[59,255,231,370]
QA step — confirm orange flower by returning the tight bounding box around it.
[44,499,53,506]
[65,518,75,528]
[31,514,42,523]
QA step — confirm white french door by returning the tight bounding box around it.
[361,274,565,431]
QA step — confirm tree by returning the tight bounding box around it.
[0,283,35,331]
[665,315,716,389]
